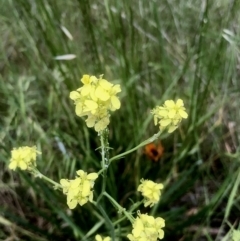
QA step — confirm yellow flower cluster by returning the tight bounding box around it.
[127,212,165,241]
[60,170,98,209]
[138,179,164,207]
[70,75,121,132]
[9,146,40,171]
[151,99,188,133]
[95,234,111,241]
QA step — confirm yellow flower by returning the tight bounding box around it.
[95,78,113,101]
[127,212,165,241]
[108,84,121,111]
[80,75,98,96]
[70,74,121,132]
[83,99,99,114]
[151,99,188,133]
[94,116,110,132]
[69,91,88,117]
[85,107,110,132]
[60,170,98,209]
[95,234,111,241]
[138,179,164,207]
[9,146,41,171]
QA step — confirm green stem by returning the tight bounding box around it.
[97,168,105,175]
[95,203,115,239]
[97,128,109,203]
[129,200,144,212]
[100,131,106,170]
[109,131,162,164]
[113,200,143,226]
[32,168,62,190]
[103,192,135,223]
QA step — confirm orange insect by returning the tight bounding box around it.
[144,142,164,162]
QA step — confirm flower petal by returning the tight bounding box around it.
[176,99,184,107]
[95,86,110,101]
[76,170,84,177]
[79,197,88,206]
[160,119,171,126]
[84,100,98,111]
[95,235,102,241]
[69,91,81,100]
[87,173,98,180]
[179,109,188,118]
[68,199,78,209]
[168,109,176,118]
[82,180,91,197]
[9,161,17,170]
[81,75,90,84]
[110,96,121,109]
[164,100,175,108]
[168,125,178,133]
[75,103,85,116]
[95,117,109,132]
[81,85,92,96]
[71,178,81,188]
[112,84,121,94]
[99,79,113,90]
[19,161,28,170]
[86,115,96,127]
[60,179,70,186]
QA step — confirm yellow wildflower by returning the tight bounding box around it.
[127,212,165,241]
[9,146,41,171]
[80,75,98,96]
[95,234,111,241]
[60,170,98,209]
[151,99,188,133]
[70,74,121,132]
[95,77,113,101]
[108,84,121,111]
[138,179,164,207]
[85,107,110,132]
[69,91,88,117]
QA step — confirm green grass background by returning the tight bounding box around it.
[1,0,240,240]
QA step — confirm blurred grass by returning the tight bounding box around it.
[1,0,240,240]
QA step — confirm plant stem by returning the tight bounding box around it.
[97,128,109,203]
[95,203,115,239]
[32,168,62,190]
[100,131,106,170]
[103,192,135,223]
[109,131,162,163]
